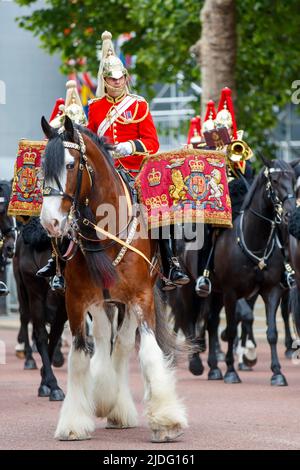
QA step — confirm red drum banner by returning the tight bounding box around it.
[7,139,46,217]
[135,149,232,229]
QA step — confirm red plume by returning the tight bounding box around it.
[204,100,216,122]
[187,116,202,144]
[49,98,65,122]
[217,87,237,139]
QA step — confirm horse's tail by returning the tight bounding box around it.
[289,286,300,337]
[154,286,192,360]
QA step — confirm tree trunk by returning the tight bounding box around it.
[192,0,236,116]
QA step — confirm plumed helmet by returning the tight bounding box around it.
[96,31,128,97]
[187,116,202,144]
[202,100,217,133]
[215,87,237,139]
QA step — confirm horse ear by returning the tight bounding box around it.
[41,116,56,139]
[64,115,74,141]
[258,152,271,168]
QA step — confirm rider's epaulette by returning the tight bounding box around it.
[88,97,102,106]
[129,94,146,103]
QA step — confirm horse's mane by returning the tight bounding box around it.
[43,125,115,181]
[241,159,291,211]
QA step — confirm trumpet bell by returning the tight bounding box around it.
[227,139,253,162]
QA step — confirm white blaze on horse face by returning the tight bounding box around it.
[40,149,75,237]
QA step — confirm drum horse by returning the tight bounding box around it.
[40,116,187,442]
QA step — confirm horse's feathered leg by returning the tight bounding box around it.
[55,309,95,440]
[106,308,138,428]
[132,296,187,443]
[261,287,288,386]
[89,304,119,419]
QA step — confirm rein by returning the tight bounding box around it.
[236,166,295,270]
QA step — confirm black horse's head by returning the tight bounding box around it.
[0,180,16,259]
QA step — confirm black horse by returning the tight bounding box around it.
[13,217,67,400]
[196,158,295,386]
[0,180,16,300]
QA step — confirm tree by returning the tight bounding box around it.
[15,0,300,157]
[192,0,236,115]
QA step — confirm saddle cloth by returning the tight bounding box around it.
[8,139,46,217]
[134,148,232,229]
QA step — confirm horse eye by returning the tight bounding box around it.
[66,162,74,170]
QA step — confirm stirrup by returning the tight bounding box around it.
[161,276,177,292]
[50,275,65,293]
[195,275,211,298]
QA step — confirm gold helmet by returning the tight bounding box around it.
[50,80,87,128]
[96,31,128,97]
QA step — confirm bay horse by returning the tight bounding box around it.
[196,158,296,386]
[13,217,66,401]
[40,116,187,442]
[0,181,16,300]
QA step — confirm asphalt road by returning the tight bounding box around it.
[1,324,300,450]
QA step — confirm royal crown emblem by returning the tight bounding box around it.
[148,167,161,187]
[189,156,205,173]
[22,151,37,165]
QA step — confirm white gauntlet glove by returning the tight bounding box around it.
[115,141,133,156]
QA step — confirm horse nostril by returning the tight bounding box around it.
[53,219,59,228]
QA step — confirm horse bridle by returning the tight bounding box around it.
[237,166,296,270]
[42,129,136,263]
[43,130,93,206]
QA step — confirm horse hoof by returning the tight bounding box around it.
[285,348,294,359]
[58,432,92,441]
[52,353,65,368]
[224,371,241,384]
[208,368,223,380]
[242,354,257,368]
[49,389,65,401]
[24,358,37,370]
[151,425,183,443]
[38,385,51,397]
[106,420,136,429]
[271,374,288,386]
[189,356,204,376]
[238,362,253,371]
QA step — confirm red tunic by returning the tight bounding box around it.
[87,93,159,174]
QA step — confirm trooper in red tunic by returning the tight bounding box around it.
[87,32,159,176]
[87,93,159,176]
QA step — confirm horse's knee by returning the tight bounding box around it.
[267,329,278,344]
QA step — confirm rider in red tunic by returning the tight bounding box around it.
[87,31,159,177]
[87,31,189,290]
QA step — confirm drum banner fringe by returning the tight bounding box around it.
[7,139,46,217]
[135,149,232,229]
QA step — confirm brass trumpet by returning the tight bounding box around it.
[226,139,253,177]
[226,139,253,163]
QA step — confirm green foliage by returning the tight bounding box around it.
[15,0,300,158]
